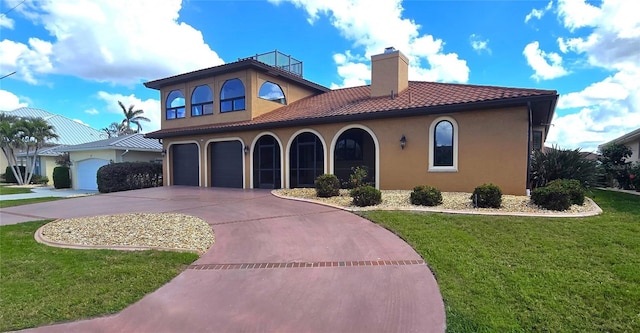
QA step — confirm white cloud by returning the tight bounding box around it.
[0,15,15,29]
[547,0,640,150]
[96,91,161,133]
[270,0,469,87]
[523,41,569,80]
[4,0,223,85]
[0,90,29,110]
[469,34,491,54]
[84,108,99,115]
[525,0,553,23]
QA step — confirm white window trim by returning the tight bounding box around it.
[428,116,458,172]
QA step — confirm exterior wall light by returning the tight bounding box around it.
[244,145,250,154]
[400,135,407,150]
[161,149,167,157]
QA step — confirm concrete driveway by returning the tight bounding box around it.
[3,187,445,332]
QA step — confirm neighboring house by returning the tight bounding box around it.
[599,128,640,163]
[0,107,104,183]
[58,133,162,190]
[144,49,558,195]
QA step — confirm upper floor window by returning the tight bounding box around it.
[429,116,458,172]
[166,90,185,120]
[220,79,245,112]
[191,85,213,117]
[259,81,286,104]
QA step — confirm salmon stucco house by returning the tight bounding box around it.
[144,49,558,195]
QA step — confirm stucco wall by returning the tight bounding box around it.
[118,150,162,163]
[162,106,531,195]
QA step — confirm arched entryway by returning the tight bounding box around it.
[333,127,376,187]
[253,135,281,189]
[289,132,324,188]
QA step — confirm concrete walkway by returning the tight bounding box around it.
[3,187,445,332]
[0,186,98,201]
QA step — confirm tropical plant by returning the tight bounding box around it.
[0,115,58,185]
[119,101,150,133]
[530,146,598,189]
[598,143,633,189]
[343,166,369,189]
[101,122,128,138]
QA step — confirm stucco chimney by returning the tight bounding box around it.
[370,47,409,98]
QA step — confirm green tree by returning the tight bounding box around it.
[599,143,633,189]
[118,101,150,133]
[0,115,59,185]
[102,121,127,138]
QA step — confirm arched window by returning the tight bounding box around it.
[429,117,458,171]
[191,85,213,116]
[220,79,245,112]
[166,90,186,119]
[259,81,286,104]
[289,132,323,188]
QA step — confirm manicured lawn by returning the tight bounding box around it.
[360,189,640,332]
[0,220,199,331]
[0,185,32,195]
[0,197,64,208]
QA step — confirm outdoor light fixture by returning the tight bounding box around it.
[161,149,167,157]
[244,145,250,154]
[400,135,407,150]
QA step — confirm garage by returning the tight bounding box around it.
[172,143,199,186]
[77,158,109,190]
[210,141,243,188]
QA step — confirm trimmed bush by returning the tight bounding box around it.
[97,162,162,193]
[315,174,340,198]
[53,166,71,189]
[471,183,502,208]
[547,179,585,205]
[531,186,572,211]
[410,185,443,206]
[30,175,49,185]
[4,166,26,184]
[350,185,382,207]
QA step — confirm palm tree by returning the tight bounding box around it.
[102,122,127,138]
[0,114,23,183]
[18,117,59,184]
[119,101,150,133]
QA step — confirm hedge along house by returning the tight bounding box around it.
[144,49,558,195]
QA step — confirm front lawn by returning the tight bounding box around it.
[0,220,199,331]
[361,189,640,332]
[0,197,64,208]
[0,185,32,195]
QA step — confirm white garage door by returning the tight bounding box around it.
[77,158,109,190]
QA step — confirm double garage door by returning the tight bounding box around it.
[171,142,243,188]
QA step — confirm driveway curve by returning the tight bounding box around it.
[5,187,445,333]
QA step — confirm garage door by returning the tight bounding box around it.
[77,158,109,190]
[172,144,199,186]
[210,141,243,188]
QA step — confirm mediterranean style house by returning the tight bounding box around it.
[144,49,558,195]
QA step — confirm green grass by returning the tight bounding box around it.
[0,220,199,331]
[360,189,640,332]
[0,197,65,208]
[0,185,32,195]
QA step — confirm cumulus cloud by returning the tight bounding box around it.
[3,0,223,85]
[0,90,29,110]
[525,0,553,23]
[523,41,569,80]
[546,0,640,151]
[469,34,491,54]
[96,91,161,133]
[270,0,469,87]
[84,108,99,115]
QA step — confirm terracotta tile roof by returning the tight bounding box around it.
[146,81,557,138]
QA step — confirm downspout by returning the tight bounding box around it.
[121,149,130,162]
[526,101,533,195]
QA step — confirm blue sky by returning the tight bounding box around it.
[1,0,638,152]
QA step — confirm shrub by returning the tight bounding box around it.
[315,174,341,198]
[531,186,572,211]
[529,146,598,189]
[471,183,502,208]
[53,166,71,189]
[350,185,382,207]
[97,162,162,193]
[410,185,442,206]
[547,179,585,205]
[30,175,49,185]
[343,166,370,189]
[4,166,26,184]
[630,162,640,192]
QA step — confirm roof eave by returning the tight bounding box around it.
[145,94,558,139]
